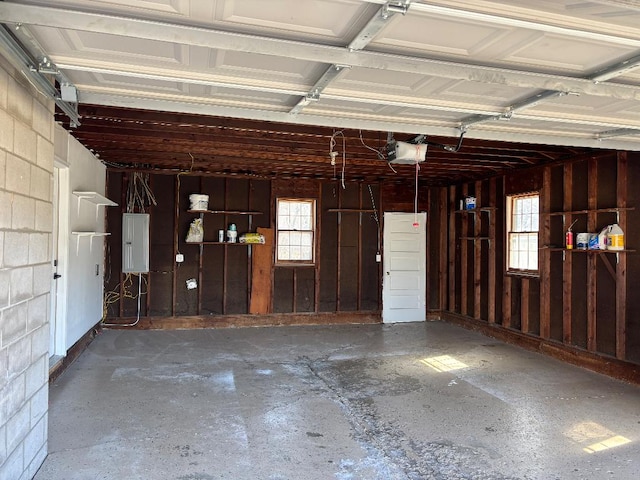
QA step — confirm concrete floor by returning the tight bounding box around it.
[36,322,640,480]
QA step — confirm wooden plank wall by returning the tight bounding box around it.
[443,153,640,368]
[105,173,394,321]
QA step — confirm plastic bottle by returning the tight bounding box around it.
[566,219,578,250]
[566,229,573,250]
[607,224,624,251]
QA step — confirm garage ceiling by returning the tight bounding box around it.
[1,0,639,182]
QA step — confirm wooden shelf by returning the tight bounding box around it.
[454,207,496,214]
[544,207,634,216]
[188,209,262,215]
[186,241,253,246]
[326,208,376,213]
[542,246,634,253]
[460,236,490,240]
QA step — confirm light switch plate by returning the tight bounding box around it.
[176,253,184,263]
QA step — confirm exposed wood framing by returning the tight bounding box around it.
[488,178,497,324]
[587,158,598,352]
[616,152,628,360]
[521,278,530,333]
[439,188,448,311]
[562,163,573,345]
[503,276,512,329]
[460,184,469,316]
[540,167,552,338]
[448,186,457,311]
[474,181,482,320]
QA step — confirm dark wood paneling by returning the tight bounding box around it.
[148,174,174,316]
[549,251,564,341]
[504,168,543,195]
[320,184,338,311]
[626,154,640,363]
[361,186,381,311]
[571,254,588,349]
[175,175,201,316]
[105,171,123,319]
[296,267,316,312]
[273,267,294,313]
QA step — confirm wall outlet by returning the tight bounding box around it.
[176,253,184,263]
[376,253,381,263]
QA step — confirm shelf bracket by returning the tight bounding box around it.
[598,253,617,280]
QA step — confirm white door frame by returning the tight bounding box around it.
[50,163,70,359]
[382,212,427,323]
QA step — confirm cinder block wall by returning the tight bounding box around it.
[0,54,54,479]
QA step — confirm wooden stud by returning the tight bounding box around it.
[448,186,457,311]
[315,184,322,313]
[172,174,179,317]
[540,166,551,338]
[292,268,298,312]
[336,187,342,312]
[488,178,497,324]
[377,182,383,311]
[197,177,204,315]
[562,163,573,345]
[474,181,482,319]
[503,275,512,328]
[460,184,469,316]
[357,184,363,311]
[222,178,228,314]
[616,152,628,360]
[249,227,274,314]
[587,158,597,352]
[521,277,530,333]
[439,187,448,312]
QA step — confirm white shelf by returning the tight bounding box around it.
[71,231,111,253]
[73,191,117,206]
[73,191,117,217]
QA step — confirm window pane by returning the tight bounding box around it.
[277,199,315,262]
[507,194,539,272]
[301,246,313,260]
[300,232,312,246]
[278,231,289,245]
[278,245,290,260]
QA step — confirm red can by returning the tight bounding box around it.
[566,230,573,250]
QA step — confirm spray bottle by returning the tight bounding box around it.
[566,219,578,250]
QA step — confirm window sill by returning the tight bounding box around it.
[275,263,315,268]
[506,270,539,279]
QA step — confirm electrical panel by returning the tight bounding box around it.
[122,213,149,273]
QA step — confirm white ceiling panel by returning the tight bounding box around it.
[3,0,640,151]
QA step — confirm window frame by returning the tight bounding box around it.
[506,192,540,276]
[275,197,316,265]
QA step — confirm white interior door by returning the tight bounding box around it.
[382,212,426,323]
[50,166,69,359]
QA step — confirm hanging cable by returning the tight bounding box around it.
[359,130,385,160]
[101,273,148,327]
[368,184,381,256]
[414,162,420,227]
[329,130,347,189]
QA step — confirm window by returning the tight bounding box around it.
[507,193,539,273]
[276,198,315,263]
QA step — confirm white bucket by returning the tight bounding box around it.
[189,194,209,211]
